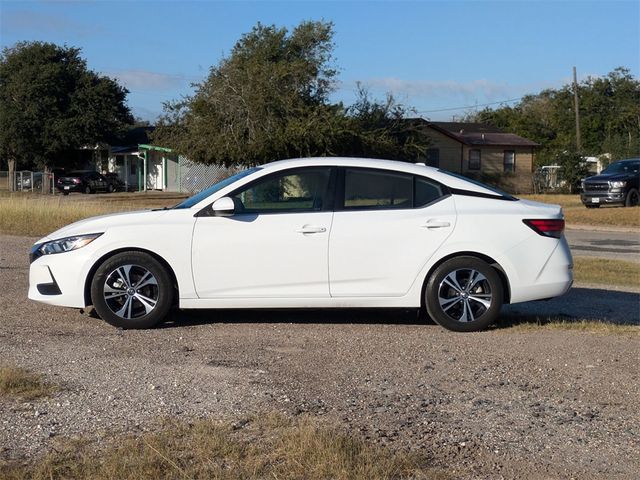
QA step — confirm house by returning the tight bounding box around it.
[416,121,539,194]
[107,127,181,192]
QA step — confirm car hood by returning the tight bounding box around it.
[34,209,171,244]
[585,172,633,182]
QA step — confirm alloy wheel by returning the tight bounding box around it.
[103,264,159,320]
[437,268,493,323]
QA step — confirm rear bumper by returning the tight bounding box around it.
[509,236,573,304]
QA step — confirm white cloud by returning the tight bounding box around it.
[348,77,515,101]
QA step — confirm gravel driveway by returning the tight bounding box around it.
[1,234,639,479]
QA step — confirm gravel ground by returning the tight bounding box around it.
[1,234,639,479]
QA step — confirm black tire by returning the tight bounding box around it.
[107,184,114,193]
[62,192,69,196]
[84,185,92,194]
[90,252,174,329]
[425,256,503,332]
[625,188,639,207]
[585,204,600,209]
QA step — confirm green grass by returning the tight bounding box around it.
[521,194,640,228]
[573,257,640,288]
[0,365,57,400]
[0,414,441,480]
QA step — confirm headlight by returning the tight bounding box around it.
[36,233,103,256]
[609,181,626,188]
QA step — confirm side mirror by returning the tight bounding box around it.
[210,196,235,216]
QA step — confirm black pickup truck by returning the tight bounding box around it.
[580,158,640,208]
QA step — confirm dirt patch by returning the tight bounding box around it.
[1,234,639,479]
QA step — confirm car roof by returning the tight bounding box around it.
[257,157,502,194]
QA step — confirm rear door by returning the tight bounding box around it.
[329,168,456,297]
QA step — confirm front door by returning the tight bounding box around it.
[192,167,334,298]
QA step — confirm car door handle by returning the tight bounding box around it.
[421,220,451,229]
[296,225,327,234]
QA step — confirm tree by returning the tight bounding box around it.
[0,41,133,177]
[155,21,427,166]
[468,67,640,165]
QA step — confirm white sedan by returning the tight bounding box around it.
[28,158,573,332]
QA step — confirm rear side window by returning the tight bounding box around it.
[342,168,446,210]
[344,169,412,209]
[415,177,444,207]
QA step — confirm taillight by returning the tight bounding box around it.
[73,178,81,184]
[523,219,565,239]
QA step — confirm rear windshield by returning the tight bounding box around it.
[437,170,518,200]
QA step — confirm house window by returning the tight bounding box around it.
[504,151,515,172]
[468,149,481,170]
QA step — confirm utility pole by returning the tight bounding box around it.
[573,66,582,152]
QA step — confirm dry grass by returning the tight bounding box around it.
[0,192,185,236]
[497,317,639,335]
[573,257,640,288]
[0,414,440,480]
[0,365,56,400]
[521,194,640,228]
[1,192,637,236]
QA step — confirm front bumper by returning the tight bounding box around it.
[580,191,625,205]
[28,248,93,308]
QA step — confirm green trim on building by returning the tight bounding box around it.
[139,144,173,153]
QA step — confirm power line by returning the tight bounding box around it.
[416,97,524,114]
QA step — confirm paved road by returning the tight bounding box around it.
[566,228,640,262]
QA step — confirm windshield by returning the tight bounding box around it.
[174,167,261,209]
[437,169,518,200]
[602,161,639,175]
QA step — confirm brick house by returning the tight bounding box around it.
[417,121,539,194]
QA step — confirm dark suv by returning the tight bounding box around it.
[580,158,640,208]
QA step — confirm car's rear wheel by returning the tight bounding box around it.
[425,256,503,332]
[91,252,173,329]
[107,184,114,193]
[625,188,639,207]
[84,185,92,194]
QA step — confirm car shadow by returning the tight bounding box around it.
[497,286,639,329]
[160,307,435,329]
[159,287,639,330]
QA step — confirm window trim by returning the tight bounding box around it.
[468,149,481,171]
[503,150,516,172]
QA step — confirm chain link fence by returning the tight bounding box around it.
[177,159,241,193]
[0,171,55,193]
[1,162,240,195]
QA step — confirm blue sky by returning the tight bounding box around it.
[1,0,638,122]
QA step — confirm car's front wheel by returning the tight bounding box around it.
[91,252,174,329]
[425,256,503,332]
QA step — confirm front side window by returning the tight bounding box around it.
[504,150,515,172]
[468,149,481,170]
[342,168,445,210]
[232,168,331,213]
